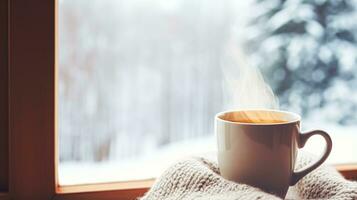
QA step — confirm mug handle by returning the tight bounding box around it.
[290,130,332,185]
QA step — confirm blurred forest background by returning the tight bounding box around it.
[58,0,357,164]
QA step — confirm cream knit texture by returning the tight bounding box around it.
[140,153,357,200]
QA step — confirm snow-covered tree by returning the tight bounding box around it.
[246,0,357,124]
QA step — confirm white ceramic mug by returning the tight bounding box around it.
[215,109,332,198]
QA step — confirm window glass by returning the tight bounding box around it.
[59,0,357,185]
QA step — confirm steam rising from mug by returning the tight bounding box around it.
[222,40,279,111]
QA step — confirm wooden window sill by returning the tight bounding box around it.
[54,180,153,200]
[336,164,357,180]
[56,179,154,194]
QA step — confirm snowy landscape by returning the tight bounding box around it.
[58,0,357,185]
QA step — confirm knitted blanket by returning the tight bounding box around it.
[140,153,357,200]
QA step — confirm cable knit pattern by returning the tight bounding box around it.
[295,154,357,200]
[141,157,279,200]
[140,153,357,200]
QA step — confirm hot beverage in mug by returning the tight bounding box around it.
[215,109,332,198]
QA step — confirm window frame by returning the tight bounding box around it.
[8,0,57,199]
[2,0,357,199]
[0,0,9,193]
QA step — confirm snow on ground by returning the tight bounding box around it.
[59,136,218,185]
[59,121,357,185]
